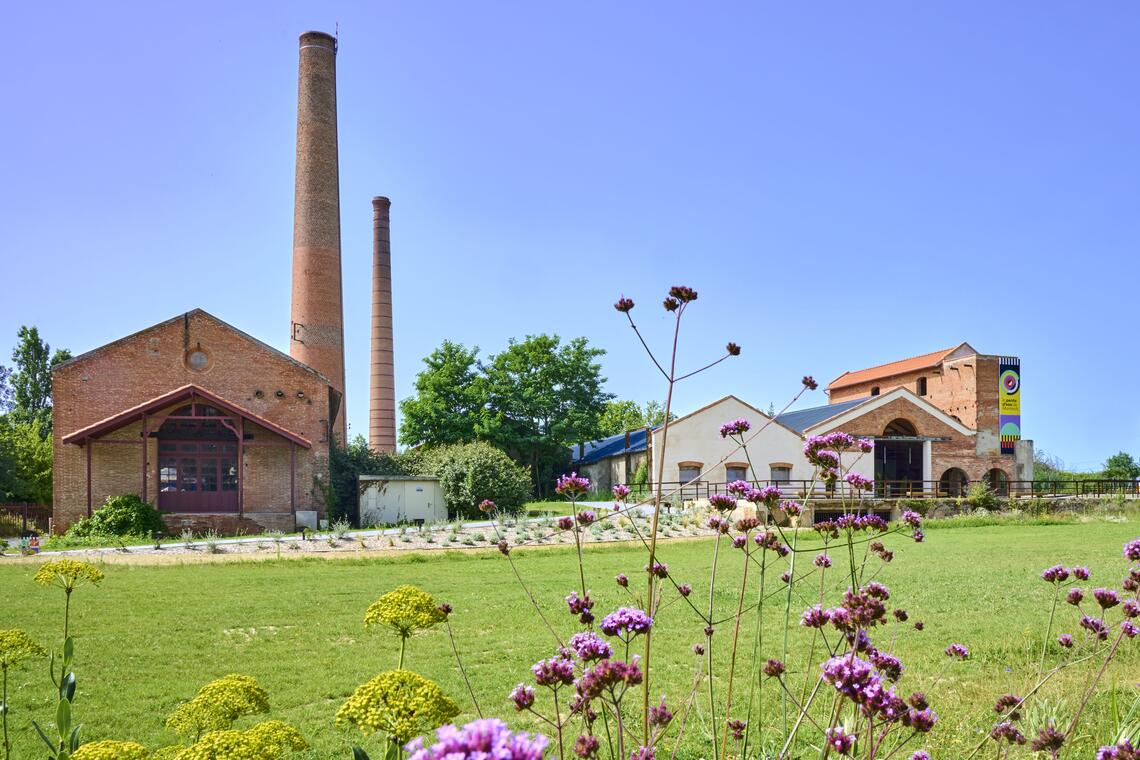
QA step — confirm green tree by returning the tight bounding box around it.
[1103,451,1140,480]
[398,341,486,448]
[0,364,13,413]
[480,334,612,495]
[0,416,52,503]
[598,399,674,437]
[9,326,71,433]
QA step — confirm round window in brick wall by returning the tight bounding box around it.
[185,348,211,372]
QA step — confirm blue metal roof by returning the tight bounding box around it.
[775,397,871,434]
[570,427,655,465]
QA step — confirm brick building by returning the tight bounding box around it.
[569,344,1033,499]
[818,342,1033,494]
[52,310,333,533]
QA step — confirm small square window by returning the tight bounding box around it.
[770,466,792,483]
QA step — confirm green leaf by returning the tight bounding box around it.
[56,698,72,738]
[352,747,371,760]
[63,637,74,665]
[61,672,76,703]
[31,720,56,751]
[69,724,82,751]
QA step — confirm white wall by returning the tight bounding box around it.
[650,397,814,486]
[359,477,447,526]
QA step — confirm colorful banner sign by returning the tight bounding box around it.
[999,357,1021,454]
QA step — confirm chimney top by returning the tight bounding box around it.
[299,31,336,51]
[372,196,391,208]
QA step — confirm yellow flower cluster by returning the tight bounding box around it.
[72,740,151,759]
[336,668,459,743]
[170,720,307,760]
[33,559,105,592]
[0,628,47,669]
[364,585,446,637]
[165,674,270,738]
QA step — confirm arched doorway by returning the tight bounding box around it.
[876,419,923,496]
[155,404,240,513]
[985,468,1009,497]
[939,468,969,497]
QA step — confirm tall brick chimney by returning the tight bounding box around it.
[369,197,397,452]
[290,30,347,444]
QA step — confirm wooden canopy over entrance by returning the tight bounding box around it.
[62,385,312,518]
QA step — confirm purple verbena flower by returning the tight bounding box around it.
[1041,565,1070,583]
[612,484,631,500]
[825,726,856,755]
[708,493,737,511]
[479,499,497,513]
[1094,588,1120,609]
[763,659,786,678]
[726,479,752,497]
[1072,566,1091,580]
[1057,633,1074,648]
[648,696,672,727]
[556,516,575,531]
[510,683,535,711]
[990,721,1027,746]
[1030,722,1066,755]
[727,719,746,741]
[555,472,591,498]
[801,605,829,628]
[615,573,628,588]
[569,631,613,662]
[406,719,548,760]
[677,583,692,598]
[1080,615,1110,641]
[845,472,874,491]
[1125,538,1140,562]
[944,643,969,660]
[719,418,751,438]
[576,510,597,526]
[600,608,653,640]
[1067,588,1084,606]
[814,553,832,569]
[614,297,634,313]
[532,655,575,687]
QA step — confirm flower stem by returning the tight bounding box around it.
[643,308,682,744]
[719,539,753,760]
[444,620,482,718]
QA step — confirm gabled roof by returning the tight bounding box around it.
[570,427,656,465]
[53,308,328,382]
[803,386,975,437]
[663,395,805,438]
[61,384,312,448]
[827,342,975,392]
[775,396,871,434]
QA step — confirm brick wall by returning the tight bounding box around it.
[52,310,331,532]
[814,395,1017,486]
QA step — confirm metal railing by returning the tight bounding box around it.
[614,480,1140,502]
[0,503,51,534]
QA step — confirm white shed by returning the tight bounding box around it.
[358,475,447,526]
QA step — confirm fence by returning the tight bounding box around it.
[616,479,1140,503]
[0,503,51,534]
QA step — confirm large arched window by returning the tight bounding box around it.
[883,418,918,436]
[985,468,1009,497]
[939,467,969,497]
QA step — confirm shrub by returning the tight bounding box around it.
[422,442,532,518]
[66,494,166,538]
[965,481,999,511]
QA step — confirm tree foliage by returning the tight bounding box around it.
[0,416,52,503]
[1103,451,1140,481]
[479,335,612,495]
[9,325,71,432]
[398,334,612,497]
[398,341,485,448]
[597,399,674,437]
[326,435,425,523]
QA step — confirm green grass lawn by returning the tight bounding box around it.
[2,519,1139,758]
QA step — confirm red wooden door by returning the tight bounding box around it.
[157,441,239,513]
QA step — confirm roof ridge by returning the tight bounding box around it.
[826,346,958,390]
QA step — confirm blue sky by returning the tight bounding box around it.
[1,2,1136,470]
